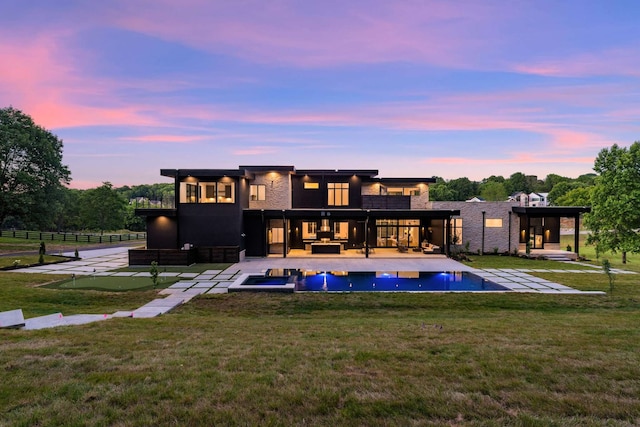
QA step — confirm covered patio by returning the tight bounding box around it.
[243,208,460,258]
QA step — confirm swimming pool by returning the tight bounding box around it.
[250,269,510,292]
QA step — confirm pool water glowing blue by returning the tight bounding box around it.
[263,270,510,292]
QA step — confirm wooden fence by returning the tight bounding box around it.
[1,230,146,244]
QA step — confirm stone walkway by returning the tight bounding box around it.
[7,246,623,330]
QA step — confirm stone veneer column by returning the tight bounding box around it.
[249,171,292,210]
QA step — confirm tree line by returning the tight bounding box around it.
[429,172,596,205]
[2,106,639,262]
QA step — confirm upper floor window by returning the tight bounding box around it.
[250,184,266,201]
[328,182,349,206]
[180,180,235,204]
[385,186,420,196]
[185,183,198,203]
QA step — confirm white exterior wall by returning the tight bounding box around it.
[249,171,292,210]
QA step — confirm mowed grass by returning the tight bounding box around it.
[0,273,157,318]
[561,234,640,273]
[0,255,72,269]
[0,236,144,254]
[43,275,181,291]
[2,258,640,426]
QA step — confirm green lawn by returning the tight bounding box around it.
[0,255,72,269]
[118,263,231,274]
[0,236,144,255]
[43,275,181,292]
[1,259,639,425]
[0,273,155,318]
[561,234,640,273]
[461,254,599,270]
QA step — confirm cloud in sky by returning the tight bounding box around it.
[1,0,639,188]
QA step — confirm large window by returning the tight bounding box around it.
[451,218,463,245]
[302,221,317,239]
[485,218,503,228]
[385,187,420,196]
[333,221,349,240]
[185,184,198,203]
[328,182,349,206]
[180,180,235,204]
[375,219,419,247]
[217,182,234,203]
[250,184,266,201]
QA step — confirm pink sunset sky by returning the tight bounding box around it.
[1,0,638,188]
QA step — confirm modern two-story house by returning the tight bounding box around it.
[132,165,589,265]
[132,166,461,264]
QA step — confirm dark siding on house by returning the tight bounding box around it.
[362,195,411,209]
[146,216,178,249]
[292,174,363,209]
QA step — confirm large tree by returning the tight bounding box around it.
[504,172,531,195]
[480,181,507,201]
[79,182,126,233]
[586,142,640,263]
[0,107,71,228]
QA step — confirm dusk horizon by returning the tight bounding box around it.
[2,0,638,189]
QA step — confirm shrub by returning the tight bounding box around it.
[602,259,615,293]
[150,261,159,289]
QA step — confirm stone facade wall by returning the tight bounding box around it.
[249,172,292,210]
[362,182,430,208]
[361,182,381,196]
[410,189,430,209]
[431,201,520,253]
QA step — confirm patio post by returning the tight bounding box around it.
[574,213,580,257]
[365,211,370,258]
[282,210,286,258]
[445,216,451,257]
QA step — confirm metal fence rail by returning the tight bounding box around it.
[0,230,146,243]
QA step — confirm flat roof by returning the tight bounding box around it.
[159,166,436,182]
[244,208,460,219]
[512,206,591,216]
[374,177,437,184]
[295,169,379,177]
[239,165,295,173]
[160,169,253,179]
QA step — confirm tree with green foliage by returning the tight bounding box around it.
[428,177,455,201]
[124,204,146,231]
[0,107,71,229]
[79,182,127,234]
[479,181,507,201]
[540,173,569,192]
[586,142,640,264]
[576,173,597,186]
[504,172,531,195]
[555,186,592,206]
[547,181,578,205]
[448,177,478,201]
